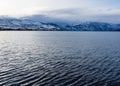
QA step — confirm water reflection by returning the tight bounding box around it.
[0,31,120,86]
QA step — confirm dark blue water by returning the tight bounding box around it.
[0,31,120,86]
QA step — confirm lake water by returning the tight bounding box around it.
[0,31,120,86]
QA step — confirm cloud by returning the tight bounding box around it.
[0,0,120,23]
[39,8,120,23]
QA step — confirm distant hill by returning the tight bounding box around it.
[0,16,120,31]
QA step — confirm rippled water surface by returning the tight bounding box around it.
[0,31,120,86]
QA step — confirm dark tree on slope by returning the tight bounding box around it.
[116,28,120,31]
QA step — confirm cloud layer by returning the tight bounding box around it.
[42,8,120,23]
[0,0,120,23]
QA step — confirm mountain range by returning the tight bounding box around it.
[0,15,120,31]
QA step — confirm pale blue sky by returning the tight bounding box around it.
[0,0,120,23]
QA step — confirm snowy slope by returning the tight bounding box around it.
[0,17,120,31]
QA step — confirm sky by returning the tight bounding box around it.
[0,0,120,23]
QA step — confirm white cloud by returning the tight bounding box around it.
[41,8,120,23]
[0,0,120,23]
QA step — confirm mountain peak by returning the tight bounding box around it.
[0,16,120,31]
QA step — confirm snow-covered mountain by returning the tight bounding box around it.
[0,16,120,31]
[0,17,61,30]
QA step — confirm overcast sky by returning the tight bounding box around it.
[0,0,120,23]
